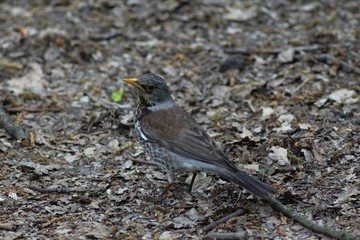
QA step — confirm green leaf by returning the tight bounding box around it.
[111,88,124,103]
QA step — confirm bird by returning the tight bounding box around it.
[123,73,277,199]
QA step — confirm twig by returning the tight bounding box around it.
[292,77,314,93]
[40,136,73,152]
[28,185,109,197]
[244,100,256,113]
[5,106,63,113]
[0,59,23,70]
[28,185,86,194]
[223,43,353,55]
[204,231,248,240]
[89,31,123,41]
[0,223,17,231]
[114,143,134,154]
[313,54,360,74]
[202,209,247,233]
[128,156,158,166]
[264,196,357,240]
[0,107,27,140]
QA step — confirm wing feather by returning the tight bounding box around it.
[139,105,237,171]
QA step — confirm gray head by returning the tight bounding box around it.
[123,73,174,105]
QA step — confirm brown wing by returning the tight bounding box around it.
[139,104,238,171]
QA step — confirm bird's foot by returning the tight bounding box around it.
[157,183,173,202]
[158,182,195,202]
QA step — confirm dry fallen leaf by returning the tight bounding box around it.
[6,63,48,96]
[328,89,357,104]
[334,187,359,204]
[268,146,289,166]
[277,48,295,63]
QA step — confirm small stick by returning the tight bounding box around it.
[28,185,109,197]
[223,43,353,55]
[28,185,86,194]
[128,156,158,166]
[313,54,360,74]
[202,209,247,233]
[40,136,73,153]
[5,106,63,113]
[265,196,357,240]
[89,31,123,41]
[0,223,17,231]
[292,77,314,93]
[204,231,247,240]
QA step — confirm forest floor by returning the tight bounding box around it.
[0,0,359,239]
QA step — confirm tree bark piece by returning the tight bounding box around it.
[265,196,357,240]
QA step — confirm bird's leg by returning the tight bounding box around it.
[188,172,198,192]
[157,183,172,202]
[157,171,176,202]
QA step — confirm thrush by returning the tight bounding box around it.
[124,73,276,199]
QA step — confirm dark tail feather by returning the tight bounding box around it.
[220,169,277,199]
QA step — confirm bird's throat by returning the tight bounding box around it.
[136,95,154,109]
[135,96,174,121]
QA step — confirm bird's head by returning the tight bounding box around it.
[123,73,174,106]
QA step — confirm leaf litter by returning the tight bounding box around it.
[0,0,359,239]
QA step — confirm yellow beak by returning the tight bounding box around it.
[123,77,143,91]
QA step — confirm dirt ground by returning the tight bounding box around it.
[0,0,359,239]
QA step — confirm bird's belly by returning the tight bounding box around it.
[167,152,221,173]
[134,122,219,173]
[134,126,173,171]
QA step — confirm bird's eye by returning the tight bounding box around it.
[146,85,154,92]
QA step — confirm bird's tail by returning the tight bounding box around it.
[219,169,277,199]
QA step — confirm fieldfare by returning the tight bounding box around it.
[124,73,276,199]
